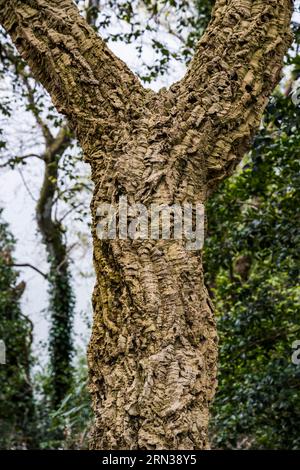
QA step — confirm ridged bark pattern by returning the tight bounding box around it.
[0,0,293,449]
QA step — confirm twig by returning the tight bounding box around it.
[0,153,43,168]
[17,167,37,202]
[10,263,48,279]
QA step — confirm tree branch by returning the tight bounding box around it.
[10,263,48,278]
[36,125,71,245]
[0,0,146,144]
[22,74,54,145]
[169,0,293,195]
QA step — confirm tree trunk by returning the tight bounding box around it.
[86,85,220,448]
[0,0,293,450]
[89,238,217,450]
[36,126,74,408]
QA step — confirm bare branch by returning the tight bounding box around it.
[56,202,85,224]
[10,263,48,279]
[0,153,43,168]
[22,74,54,145]
[169,0,293,194]
[17,167,38,202]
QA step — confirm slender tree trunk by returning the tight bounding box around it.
[0,0,293,449]
[36,127,74,408]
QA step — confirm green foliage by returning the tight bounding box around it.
[0,210,37,449]
[34,353,92,449]
[206,90,300,449]
[48,261,76,407]
[81,0,214,82]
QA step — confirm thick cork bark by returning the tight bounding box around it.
[0,0,293,449]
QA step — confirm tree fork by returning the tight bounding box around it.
[0,0,293,449]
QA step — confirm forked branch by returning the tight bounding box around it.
[0,0,146,140]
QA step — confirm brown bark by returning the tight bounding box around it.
[0,0,293,449]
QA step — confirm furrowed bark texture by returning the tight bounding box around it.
[0,0,293,449]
